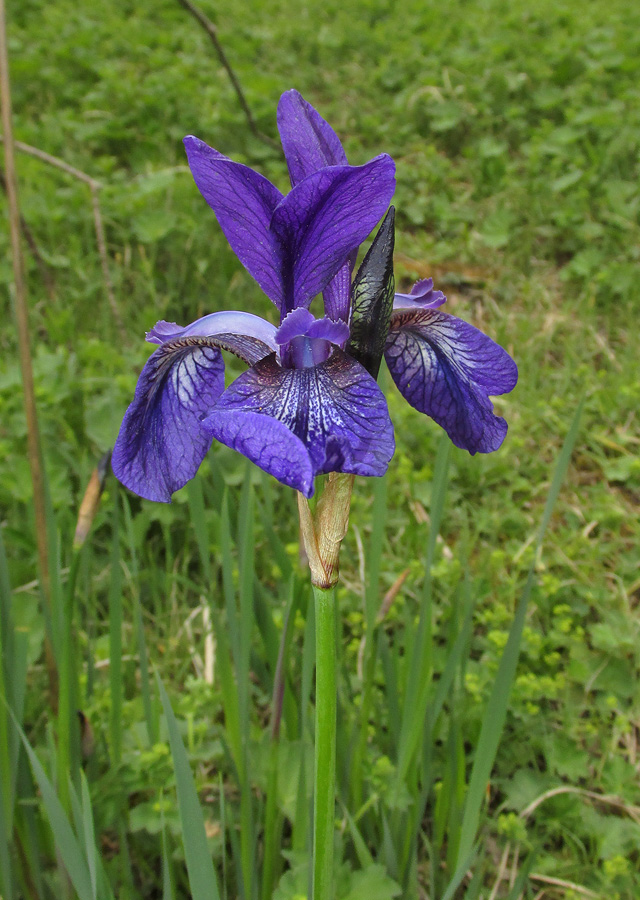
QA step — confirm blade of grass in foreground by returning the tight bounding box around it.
[187,479,242,769]
[396,435,450,783]
[123,495,158,745]
[11,713,94,900]
[446,397,584,896]
[108,499,123,766]
[237,465,256,900]
[351,474,387,811]
[157,674,221,900]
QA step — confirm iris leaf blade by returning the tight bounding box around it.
[157,675,221,900]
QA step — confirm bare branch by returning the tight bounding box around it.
[0,0,58,710]
[176,0,279,149]
[0,168,56,300]
[0,134,126,338]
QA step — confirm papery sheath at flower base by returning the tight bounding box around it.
[112,89,517,510]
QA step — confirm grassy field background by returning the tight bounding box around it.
[1,0,640,897]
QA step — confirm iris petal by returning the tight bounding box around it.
[276,91,356,321]
[112,339,225,502]
[323,261,352,323]
[393,278,447,310]
[270,157,396,313]
[203,350,395,497]
[147,311,278,364]
[385,309,517,454]
[183,136,285,309]
[277,89,347,187]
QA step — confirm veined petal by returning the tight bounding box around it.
[112,339,225,502]
[385,309,518,454]
[270,156,396,312]
[203,350,395,497]
[277,89,348,186]
[323,261,352,323]
[113,312,278,502]
[147,311,278,365]
[183,136,285,308]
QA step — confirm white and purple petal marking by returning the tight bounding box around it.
[112,339,225,503]
[112,312,278,502]
[385,309,518,454]
[203,350,395,497]
[147,311,278,361]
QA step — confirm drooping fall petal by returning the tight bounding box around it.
[385,309,517,454]
[113,313,278,502]
[112,340,225,502]
[203,350,395,496]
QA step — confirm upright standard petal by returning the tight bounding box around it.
[183,136,285,308]
[277,89,348,186]
[276,90,355,321]
[323,261,352,324]
[270,156,396,312]
[384,309,518,454]
[112,339,225,503]
[203,350,395,497]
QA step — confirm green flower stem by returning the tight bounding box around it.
[312,583,337,900]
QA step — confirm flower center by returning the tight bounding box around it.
[280,335,332,369]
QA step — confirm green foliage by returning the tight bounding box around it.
[1,0,639,896]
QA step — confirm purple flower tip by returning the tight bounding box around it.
[394,278,447,311]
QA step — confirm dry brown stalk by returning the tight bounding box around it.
[0,0,58,710]
[0,168,55,299]
[528,873,601,899]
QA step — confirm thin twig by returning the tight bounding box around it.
[10,137,98,184]
[176,0,279,149]
[89,181,124,337]
[1,134,126,338]
[0,169,56,299]
[529,873,601,899]
[375,567,411,624]
[521,785,640,825]
[488,843,511,900]
[0,0,58,710]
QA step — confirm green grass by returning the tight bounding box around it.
[1,0,640,896]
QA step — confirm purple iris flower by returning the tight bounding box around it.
[112,90,517,503]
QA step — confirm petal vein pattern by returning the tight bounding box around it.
[385,309,518,454]
[112,339,226,502]
[183,136,285,309]
[277,89,348,186]
[203,350,395,497]
[270,156,396,312]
